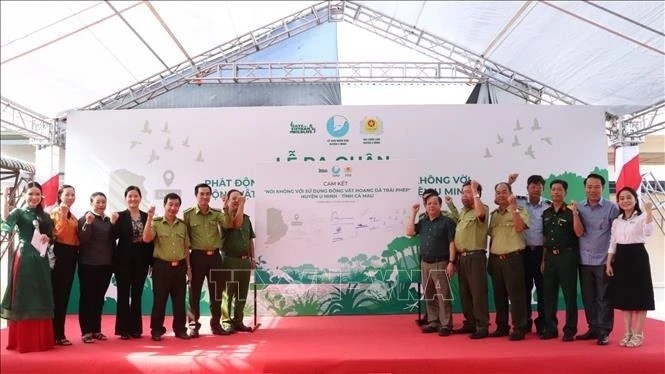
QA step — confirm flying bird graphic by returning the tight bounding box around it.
[512,135,521,147]
[162,122,170,133]
[141,121,152,134]
[531,118,542,131]
[496,134,504,144]
[182,136,190,147]
[541,137,552,145]
[148,149,159,164]
[164,138,173,151]
[525,145,536,159]
[129,140,141,149]
[483,148,492,158]
[195,150,204,162]
[514,120,523,131]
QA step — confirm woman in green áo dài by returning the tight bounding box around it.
[1,182,55,353]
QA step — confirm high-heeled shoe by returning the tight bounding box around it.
[626,333,643,348]
[619,332,632,347]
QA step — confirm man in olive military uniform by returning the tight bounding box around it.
[220,189,253,332]
[184,183,232,337]
[540,179,584,341]
[450,180,490,339]
[487,182,529,341]
[509,173,551,335]
[143,193,191,341]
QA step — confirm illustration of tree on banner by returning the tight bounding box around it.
[544,167,610,202]
[382,236,420,282]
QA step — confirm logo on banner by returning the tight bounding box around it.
[331,165,341,177]
[344,166,352,177]
[361,116,383,135]
[289,121,316,134]
[327,115,350,138]
[326,115,350,146]
[361,116,383,145]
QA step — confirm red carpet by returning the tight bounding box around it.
[1,311,664,373]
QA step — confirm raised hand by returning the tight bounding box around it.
[412,203,420,214]
[444,195,453,204]
[568,201,578,214]
[84,212,95,225]
[110,212,119,224]
[471,180,480,193]
[59,203,69,217]
[508,173,519,185]
[643,201,653,211]
[147,205,156,217]
[508,195,517,208]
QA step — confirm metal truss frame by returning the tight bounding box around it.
[0,96,63,147]
[608,101,665,146]
[3,1,661,146]
[188,61,480,84]
[84,1,334,111]
[85,0,588,111]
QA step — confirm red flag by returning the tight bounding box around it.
[615,145,641,192]
[41,174,60,211]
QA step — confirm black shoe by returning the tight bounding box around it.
[130,333,142,339]
[562,333,575,342]
[540,332,558,340]
[422,324,439,334]
[597,333,609,346]
[526,320,533,333]
[576,330,597,340]
[470,330,489,339]
[438,328,451,336]
[120,334,130,340]
[233,323,252,333]
[175,332,190,340]
[211,325,232,336]
[488,329,509,338]
[509,331,525,341]
[452,326,475,334]
[189,329,200,338]
[151,335,161,342]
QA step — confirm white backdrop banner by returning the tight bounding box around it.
[65,104,607,315]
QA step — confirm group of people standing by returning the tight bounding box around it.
[1,182,255,353]
[409,173,656,348]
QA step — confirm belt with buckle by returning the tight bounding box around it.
[545,247,575,255]
[193,248,219,256]
[422,258,448,264]
[460,250,486,257]
[156,258,184,267]
[490,249,524,260]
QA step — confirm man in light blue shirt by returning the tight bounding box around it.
[576,173,619,346]
[511,174,551,336]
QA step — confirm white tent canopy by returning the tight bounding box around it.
[1,1,663,119]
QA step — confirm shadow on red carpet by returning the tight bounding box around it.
[1,310,663,373]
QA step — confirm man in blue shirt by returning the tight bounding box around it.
[576,173,619,345]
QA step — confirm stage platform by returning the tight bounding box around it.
[1,311,664,373]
